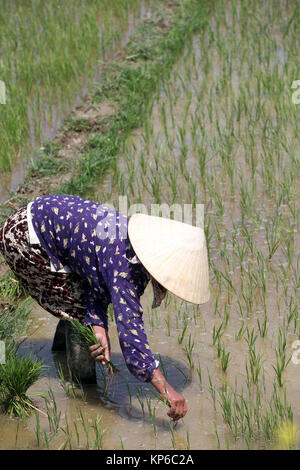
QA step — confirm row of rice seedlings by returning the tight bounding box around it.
[33,380,107,450]
[0,0,144,172]
[95,0,299,449]
[56,362,86,401]
[216,380,295,449]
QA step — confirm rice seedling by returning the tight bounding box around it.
[212,319,225,345]
[183,334,195,370]
[0,298,32,341]
[245,348,264,386]
[177,320,188,345]
[136,386,146,418]
[196,362,203,392]
[235,322,247,341]
[91,414,106,450]
[66,319,118,374]
[43,387,62,434]
[0,0,146,174]
[272,327,291,388]
[0,342,46,417]
[169,420,176,450]
[78,408,91,449]
[56,362,86,401]
[0,272,27,301]
[257,315,268,338]
[219,343,231,373]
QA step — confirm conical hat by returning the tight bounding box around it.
[128,214,210,305]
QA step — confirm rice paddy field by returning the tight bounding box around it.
[0,0,299,451]
[0,0,151,200]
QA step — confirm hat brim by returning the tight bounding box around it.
[128,213,210,305]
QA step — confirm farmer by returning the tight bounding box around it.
[0,194,209,422]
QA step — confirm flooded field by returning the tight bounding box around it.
[0,0,299,450]
[0,0,152,201]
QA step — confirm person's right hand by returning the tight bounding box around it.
[89,325,111,367]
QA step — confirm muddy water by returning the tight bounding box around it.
[1,0,300,450]
[0,1,152,203]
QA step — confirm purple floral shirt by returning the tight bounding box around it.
[31,194,158,382]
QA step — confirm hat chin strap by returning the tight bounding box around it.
[150,276,167,309]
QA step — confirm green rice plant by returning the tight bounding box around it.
[119,436,125,450]
[169,420,176,450]
[220,343,231,373]
[212,319,225,345]
[73,417,80,448]
[0,342,45,417]
[0,297,32,340]
[43,386,61,434]
[177,320,188,345]
[0,0,144,172]
[235,322,247,341]
[67,319,118,374]
[257,315,268,338]
[245,327,258,351]
[265,218,281,260]
[151,406,158,442]
[0,272,27,301]
[78,408,91,449]
[272,328,291,388]
[92,414,106,450]
[207,369,217,413]
[56,362,86,400]
[35,412,42,448]
[136,386,146,417]
[165,310,171,336]
[245,348,264,386]
[196,362,203,392]
[183,334,195,370]
[60,415,72,450]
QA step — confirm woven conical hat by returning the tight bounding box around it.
[128,214,210,304]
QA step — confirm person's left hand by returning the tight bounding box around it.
[89,325,111,366]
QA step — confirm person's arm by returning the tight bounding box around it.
[108,275,158,382]
[83,284,109,331]
[150,368,187,422]
[106,274,188,421]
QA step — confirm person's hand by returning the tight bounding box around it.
[150,368,187,422]
[164,389,187,423]
[89,325,111,366]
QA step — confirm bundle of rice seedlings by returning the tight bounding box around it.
[0,341,45,417]
[67,319,119,375]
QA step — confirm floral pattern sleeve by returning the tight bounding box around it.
[83,283,110,330]
[108,274,158,382]
[102,241,159,383]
